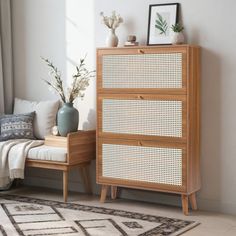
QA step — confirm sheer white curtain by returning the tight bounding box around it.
[0,0,13,114]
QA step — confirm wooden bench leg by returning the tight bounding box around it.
[189,192,198,210]
[80,164,92,194]
[111,186,118,200]
[100,185,109,203]
[181,194,189,215]
[63,170,68,202]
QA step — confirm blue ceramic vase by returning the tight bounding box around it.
[57,103,79,137]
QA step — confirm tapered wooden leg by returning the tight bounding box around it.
[181,194,189,215]
[189,193,198,210]
[100,185,109,203]
[111,186,118,200]
[63,170,68,202]
[80,164,92,194]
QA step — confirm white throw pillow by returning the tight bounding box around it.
[13,98,59,139]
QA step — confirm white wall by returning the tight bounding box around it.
[12,0,236,215]
[11,0,99,197]
[12,0,95,130]
[12,0,66,101]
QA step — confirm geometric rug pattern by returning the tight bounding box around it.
[0,194,199,236]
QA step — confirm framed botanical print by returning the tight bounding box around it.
[147,3,179,45]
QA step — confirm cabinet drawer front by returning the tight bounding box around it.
[100,141,185,189]
[102,53,183,89]
[102,97,185,138]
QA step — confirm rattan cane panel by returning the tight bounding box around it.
[103,99,182,137]
[102,144,182,186]
[102,53,182,89]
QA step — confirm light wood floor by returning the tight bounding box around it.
[2,186,236,236]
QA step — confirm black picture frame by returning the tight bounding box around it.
[147,3,179,45]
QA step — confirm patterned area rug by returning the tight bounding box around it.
[0,194,199,236]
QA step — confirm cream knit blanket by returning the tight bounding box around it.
[0,139,44,189]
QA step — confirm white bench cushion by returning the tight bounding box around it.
[27,145,67,163]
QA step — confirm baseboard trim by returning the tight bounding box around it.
[197,198,236,216]
[23,177,236,215]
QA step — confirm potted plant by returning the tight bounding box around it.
[171,23,184,44]
[42,56,95,136]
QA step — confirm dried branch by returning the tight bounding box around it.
[42,56,95,103]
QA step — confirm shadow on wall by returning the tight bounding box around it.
[198,47,222,211]
[13,0,67,101]
[187,26,223,210]
[83,109,96,130]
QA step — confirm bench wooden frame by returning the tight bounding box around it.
[26,130,96,202]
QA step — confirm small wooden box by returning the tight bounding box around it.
[44,130,96,165]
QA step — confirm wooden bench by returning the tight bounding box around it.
[25,130,96,202]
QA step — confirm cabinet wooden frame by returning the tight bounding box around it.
[186,46,201,194]
[96,45,201,215]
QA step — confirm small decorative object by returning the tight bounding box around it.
[124,35,139,47]
[147,3,179,45]
[127,35,136,42]
[42,57,95,137]
[51,126,59,136]
[100,11,123,47]
[171,23,184,44]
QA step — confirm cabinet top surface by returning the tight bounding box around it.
[45,135,67,141]
[97,44,200,51]
[45,130,96,140]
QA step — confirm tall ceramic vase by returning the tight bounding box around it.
[106,29,118,47]
[57,102,79,137]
